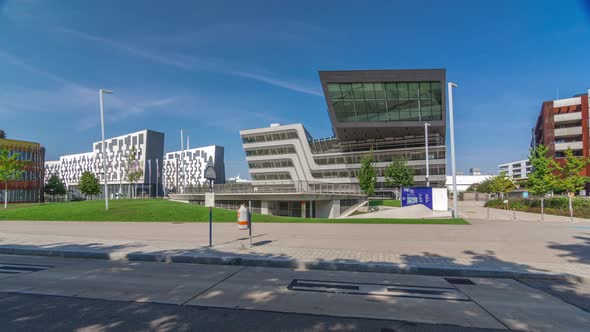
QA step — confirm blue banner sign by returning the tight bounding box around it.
[401,187,433,209]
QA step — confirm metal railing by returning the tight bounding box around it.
[182,180,363,195]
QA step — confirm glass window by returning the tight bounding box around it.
[340,83,353,99]
[420,82,432,99]
[431,82,442,104]
[365,100,379,121]
[335,101,356,122]
[374,83,385,99]
[431,103,442,120]
[420,99,433,121]
[408,83,419,99]
[385,83,397,99]
[328,84,342,99]
[354,100,367,121]
[376,100,388,121]
[408,100,420,120]
[397,82,408,99]
[352,83,364,98]
[388,100,400,121]
[363,83,375,99]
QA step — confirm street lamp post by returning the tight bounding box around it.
[448,82,459,218]
[204,158,217,247]
[424,122,431,187]
[99,89,113,210]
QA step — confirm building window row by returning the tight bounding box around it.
[242,131,298,144]
[311,165,446,179]
[5,150,40,161]
[328,82,442,122]
[556,150,583,157]
[248,160,294,169]
[313,150,445,165]
[245,146,297,157]
[555,136,582,144]
[555,122,582,129]
[251,172,292,181]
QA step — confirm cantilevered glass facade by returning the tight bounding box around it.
[328,81,442,122]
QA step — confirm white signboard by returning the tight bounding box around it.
[205,192,215,207]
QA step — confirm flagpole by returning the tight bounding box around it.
[148,159,152,198]
[156,158,159,198]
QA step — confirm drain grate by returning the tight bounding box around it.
[288,279,470,301]
[0,263,52,275]
[445,278,476,285]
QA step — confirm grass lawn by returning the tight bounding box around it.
[369,199,401,207]
[0,199,468,224]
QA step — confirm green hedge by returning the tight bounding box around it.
[484,197,590,218]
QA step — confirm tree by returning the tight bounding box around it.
[44,174,67,201]
[527,144,559,220]
[489,172,516,205]
[557,148,589,221]
[125,146,143,199]
[357,150,376,197]
[384,156,415,199]
[0,129,6,139]
[78,171,101,199]
[0,149,25,208]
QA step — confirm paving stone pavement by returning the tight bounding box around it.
[1,209,589,280]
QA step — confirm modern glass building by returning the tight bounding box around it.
[241,69,447,196]
[0,138,46,203]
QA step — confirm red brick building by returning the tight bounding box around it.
[533,89,590,193]
[0,138,45,203]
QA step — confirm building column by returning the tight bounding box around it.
[329,199,341,219]
[301,201,306,218]
[261,201,269,215]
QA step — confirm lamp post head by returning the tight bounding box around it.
[204,157,216,181]
[100,89,113,94]
[449,82,458,88]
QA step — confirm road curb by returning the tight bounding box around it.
[0,246,584,282]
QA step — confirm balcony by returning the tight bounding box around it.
[555,141,583,151]
[554,126,583,137]
[554,112,581,123]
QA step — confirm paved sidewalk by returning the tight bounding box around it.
[1,212,589,280]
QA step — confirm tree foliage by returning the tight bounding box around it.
[78,171,101,199]
[0,148,25,208]
[357,150,376,196]
[557,148,589,194]
[0,129,5,139]
[44,174,67,196]
[489,172,516,199]
[528,144,559,196]
[466,177,493,193]
[384,156,415,190]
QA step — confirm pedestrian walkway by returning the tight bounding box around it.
[0,214,589,280]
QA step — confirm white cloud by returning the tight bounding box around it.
[54,27,323,97]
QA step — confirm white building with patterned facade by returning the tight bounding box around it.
[45,130,165,197]
[163,145,225,193]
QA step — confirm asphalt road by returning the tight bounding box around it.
[0,292,503,332]
[0,254,588,331]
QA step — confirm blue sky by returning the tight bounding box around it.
[1,0,589,177]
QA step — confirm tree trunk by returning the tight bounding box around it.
[4,182,7,209]
[541,196,545,221]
